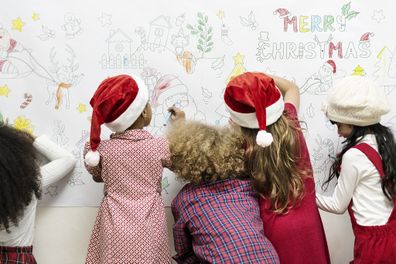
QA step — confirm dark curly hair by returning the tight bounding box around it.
[324,123,396,200]
[0,125,41,232]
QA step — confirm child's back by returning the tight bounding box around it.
[173,178,279,264]
[84,75,171,264]
[224,72,330,264]
[84,130,170,264]
[168,121,279,264]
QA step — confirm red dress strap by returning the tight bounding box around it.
[352,143,384,177]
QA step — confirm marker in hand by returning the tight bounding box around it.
[163,110,173,126]
[163,104,177,126]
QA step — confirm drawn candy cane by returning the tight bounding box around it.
[20,93,32,109]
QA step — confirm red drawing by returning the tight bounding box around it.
[360,32,374,42]
[273,8,290,17]
[20,93,32,109]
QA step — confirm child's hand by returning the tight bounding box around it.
[167,106,185,122]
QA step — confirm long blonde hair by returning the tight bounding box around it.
[241,112,308,213]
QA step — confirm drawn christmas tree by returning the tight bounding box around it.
[352,65,365,76]
[373,46,396,93]
[226,53,247,84]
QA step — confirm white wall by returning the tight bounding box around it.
[33,207,353,264]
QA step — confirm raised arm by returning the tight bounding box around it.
[33,135,76,187]
[269,75,300,110]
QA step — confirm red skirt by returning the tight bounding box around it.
[350,221,396,264]
[0,246,37,264]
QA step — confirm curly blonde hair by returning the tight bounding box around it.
[241,112,308,214]
[166,121,245,184]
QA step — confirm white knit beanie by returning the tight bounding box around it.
[322,76,390,126]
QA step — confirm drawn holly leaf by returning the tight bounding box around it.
[186,24,194,30]
[341,2,351,16]
[345,11,359,20]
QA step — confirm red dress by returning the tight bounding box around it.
[259,103,330,264]
[348,143,396,264]
[84,129,171,264]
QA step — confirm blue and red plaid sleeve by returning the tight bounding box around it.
[171,196,201,264]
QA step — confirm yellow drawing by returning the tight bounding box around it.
[13,115,34,134]
[55,82,72,110]
[177,51,195,74]
[226,52,247,84]
[377,46,387,59]
[32,13,40,21]
[0,84,11,97]
[11,17,25,32]
[217,10,225,19]
[352,65,365,76]
[77,103,87,113]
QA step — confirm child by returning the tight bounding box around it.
[223,72,330,263]
[0,118,76,263]
[168,120,280,263]
[84,74,175,263]
[317,76,396,263]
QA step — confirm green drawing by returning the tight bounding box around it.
[161,177,170,194]
[186,12,214,57]
[341,2,360,20]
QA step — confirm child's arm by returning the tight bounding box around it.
[269,75,300,110]
[83,142,103,182]
[171,202,200,263]
[316,151,359,213]
[33,135,77,188]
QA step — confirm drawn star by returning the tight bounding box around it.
[217,10,225,19]
[13,115,34,134]
[77,103,87,113]
[0,84,11,97]
[233,52,245,65]
[372,10,385,23]
[11,17,25,32]
[32,12,40,21]
[98,12,112,27]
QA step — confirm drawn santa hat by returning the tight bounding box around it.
[360,32,374,42]
[151,74,187,107]
[224,72,284,147]
[325,60,336,74]
[84,74,148,166]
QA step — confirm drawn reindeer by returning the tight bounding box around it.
[46,45,84,109]
[314,34,333,59]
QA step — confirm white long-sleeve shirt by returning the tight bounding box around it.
[316,134,394,226]
[0,135,76,246]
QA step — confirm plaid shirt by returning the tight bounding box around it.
[171,178,279,264]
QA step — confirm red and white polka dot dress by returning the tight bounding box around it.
[84,129,171,264]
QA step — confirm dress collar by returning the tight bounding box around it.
[110,129,153,141]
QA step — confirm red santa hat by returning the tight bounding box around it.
[151,75,188,107]
[224,72,284,147]
[84,74,148,166]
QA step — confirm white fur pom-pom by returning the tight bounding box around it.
[256,130,273,147]
[85,150,100,167]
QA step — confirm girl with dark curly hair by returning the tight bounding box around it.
[0,120,76,263]
[317,76,396,263]
[168,120,279,263]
